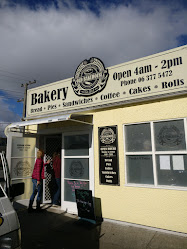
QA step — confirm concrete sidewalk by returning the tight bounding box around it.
[14,201,187,249]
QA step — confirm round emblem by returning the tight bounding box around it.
[157,125,182,147]
[69,161,84,178]
[14,160,31,177]
[0,213,4,226]
[71,57,109,97]
[100,128,116,144]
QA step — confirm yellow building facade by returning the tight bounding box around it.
[93,95,187,233]
[6,45,187,234]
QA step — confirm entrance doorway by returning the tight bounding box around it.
[43,135,62,204]
[43,129,94,213]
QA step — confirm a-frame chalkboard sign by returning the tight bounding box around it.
[75,189,96,223]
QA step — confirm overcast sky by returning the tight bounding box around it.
[0,0,186,136]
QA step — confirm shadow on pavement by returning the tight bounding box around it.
[14,202,101,249]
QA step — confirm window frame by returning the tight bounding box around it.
[124,117,187,190]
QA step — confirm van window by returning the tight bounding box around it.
[0,158,5,182]
[0,186,5,197]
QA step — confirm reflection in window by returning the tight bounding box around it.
[154,120,186,151]
[64,158,89,180]
[64,134,89,156]
[156,155,187,186]
[127,156,154,184]
[125,123,152,152]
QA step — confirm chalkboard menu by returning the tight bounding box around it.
[99,126,119,185]
[75,189,95,221]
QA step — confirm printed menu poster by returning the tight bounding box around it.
[99,126,119,185]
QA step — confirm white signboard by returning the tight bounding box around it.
[11,137,36,179]
[26,46,187,118]
[12,137,36,158]
[159,155,171,170]
[172,155,184,171]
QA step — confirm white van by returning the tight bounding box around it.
[0,151,22,249]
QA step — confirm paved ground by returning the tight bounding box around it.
[14,201,187,249]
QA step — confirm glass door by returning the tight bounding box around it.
[61,131,93,213]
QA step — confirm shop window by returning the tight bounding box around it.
[154,120,186,151]
[156,155,187,186]
[124,118,187,188]
[125,123,152,152]
[64,134,89,156]
[126,155,154,184]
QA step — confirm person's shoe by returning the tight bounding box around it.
[28,200,34,213]
[36,201,42,212]
[28,207,34,213]
[36,201,45,212]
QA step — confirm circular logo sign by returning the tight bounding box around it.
[14,160,31,177]
[71,57,109,97]
[157,125,182,147]
[69,160,84,178]
[100,128,116,144]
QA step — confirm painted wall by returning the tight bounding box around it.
[93,95,187,233]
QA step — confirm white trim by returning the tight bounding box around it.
[11,177,32,181]
[11,157,36,159]
[184,118,187,151]
[63,156,89,159]
[151,122,158,186]
[124,183,187,191]
[64,179,89,182]
[123,124,128,185]
[9,114,70,128]
[8,114,93,129]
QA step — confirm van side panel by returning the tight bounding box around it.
[0,198,11,236]
[1,198,20,232]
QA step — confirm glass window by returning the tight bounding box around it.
[156,155,187,187]
[154,120,186,151]
[124,119,187,188]
[125,123,152,152]
[126,155,154,184]
[64,134,89,156]
[64,158,89,180]
[63,133,90,203]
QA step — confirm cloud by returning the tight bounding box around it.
[0,0,186,133]
[0,97,22,137]
[0,98,21,122]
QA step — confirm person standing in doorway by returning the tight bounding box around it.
[28,149,50,212]
[52,151,61,205]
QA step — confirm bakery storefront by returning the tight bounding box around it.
[6,45,187,233]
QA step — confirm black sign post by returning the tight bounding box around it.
[99,125,120,185]
[75,189,96,223]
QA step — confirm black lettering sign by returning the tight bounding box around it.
[99,126,119,185]
[75,189,95,221]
